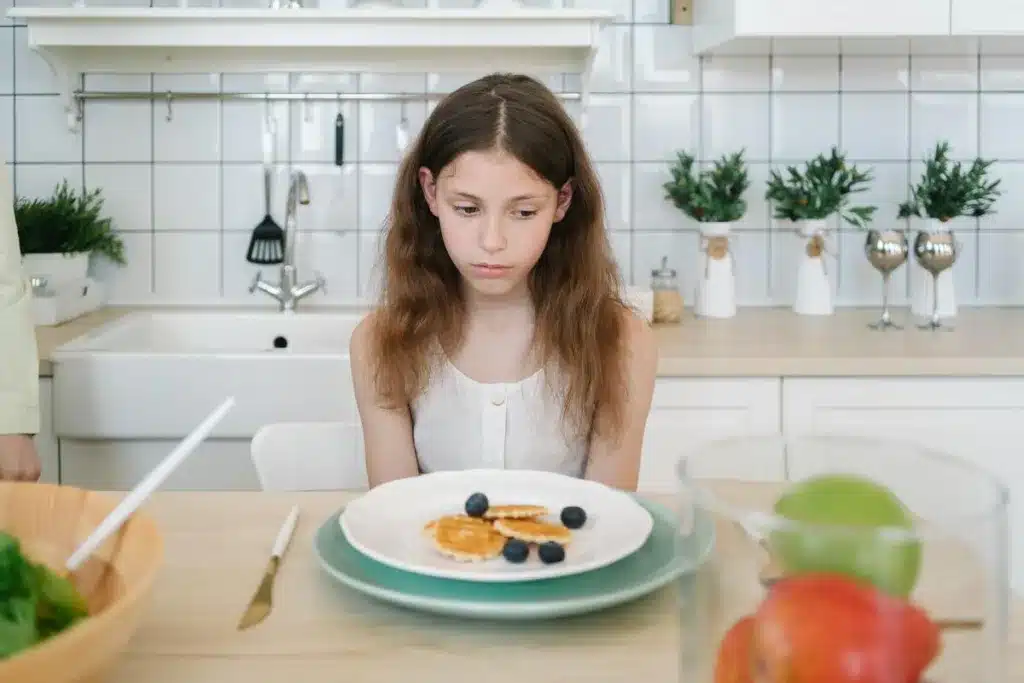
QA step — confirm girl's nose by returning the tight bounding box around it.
[479,216,507,253]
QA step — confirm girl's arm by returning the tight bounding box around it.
[350,314,421,488]
[583,310,659,492]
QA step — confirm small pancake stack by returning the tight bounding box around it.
[422,493,584,564]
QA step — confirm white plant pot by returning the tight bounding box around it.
[792,218,834,316]
[693,222,736,319]
[910,219,957,319]
[21,252,90,287]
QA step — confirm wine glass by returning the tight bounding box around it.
[864,229,909,330]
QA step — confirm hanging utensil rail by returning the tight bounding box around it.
[69,88,583,122]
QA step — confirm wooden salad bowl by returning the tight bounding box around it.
[0,481,164,683]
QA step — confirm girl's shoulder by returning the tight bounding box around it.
[349,307,383,366]
[616,303,658,371]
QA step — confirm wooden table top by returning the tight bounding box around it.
[104,483,1024,683]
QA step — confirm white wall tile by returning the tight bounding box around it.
[153,164,220,232]
[1,29,16,95]
[153,232,221,299]
[701,93,770,161]
[8,11,1024,308]
[582,94,632,162]
[84,101,151,163]
[771,56,839,91]
[771,93,839,161]
[83,163,152,233]
[595,163,631,232]
[14,163,80,199]
[909,93,978,160]
[632,93,698,162]
[841,56,910,92]
[94,232,153,304]
[632,26,701,92]
[15,95,80,163]
[0,96,13,162]
[841,93,909,161]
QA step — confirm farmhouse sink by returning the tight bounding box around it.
[51,310,366,439]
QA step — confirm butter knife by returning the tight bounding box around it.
[237,505,300,631]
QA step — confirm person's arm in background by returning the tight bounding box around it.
[0,155,42,481]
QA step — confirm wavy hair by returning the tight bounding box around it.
[368,73,631,442]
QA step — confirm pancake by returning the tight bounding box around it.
[481,505,549,520]
[493,518,573,545]
[423,514,492,534]
[429,516,507,562]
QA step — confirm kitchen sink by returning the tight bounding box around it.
[51,310,367,440]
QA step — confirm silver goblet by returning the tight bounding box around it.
[913,230,959,330]
[864,229,909,330]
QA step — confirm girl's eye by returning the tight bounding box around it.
[515,210,539,219]
[454,205,479,216]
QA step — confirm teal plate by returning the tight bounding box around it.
[313,498,715,620]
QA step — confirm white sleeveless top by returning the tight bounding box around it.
[411,359,589,477]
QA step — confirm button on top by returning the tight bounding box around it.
[491,389,506,406]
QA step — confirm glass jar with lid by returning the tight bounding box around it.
[651,256,683,324]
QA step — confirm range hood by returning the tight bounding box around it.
[691,0,952,54]
[7,6,613,109]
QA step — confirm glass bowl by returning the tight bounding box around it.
[677,434,1010,683]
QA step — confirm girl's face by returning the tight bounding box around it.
[420,148,571,300]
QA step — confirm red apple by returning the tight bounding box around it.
[714,615,755,683]
[752,573,941,683]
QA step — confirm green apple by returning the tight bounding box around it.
[769,473,922,597]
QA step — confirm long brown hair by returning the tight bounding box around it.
[369,73,631,442]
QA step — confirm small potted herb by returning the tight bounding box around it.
[663,150,749,319]
[764,147,875,316]
[15,180,126,286]
[897,141,1001,319]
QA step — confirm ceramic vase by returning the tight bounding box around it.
[693,221,736,319]
[910,218,957,319]
[791,218,834,316]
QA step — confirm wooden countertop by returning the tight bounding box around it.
[33,306,1024,378]
[103,484,1024,683]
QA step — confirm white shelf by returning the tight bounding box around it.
[951,0,1024,35]
[691,0,952,54]
[6,6,612,119]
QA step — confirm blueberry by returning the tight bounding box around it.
[538,541,565,564]
[560,505,587,529]
[464,492,489,518]
[502,538,530,564]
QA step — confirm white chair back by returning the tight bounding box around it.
[250,421,369,492]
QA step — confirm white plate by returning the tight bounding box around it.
[339,469,655,583]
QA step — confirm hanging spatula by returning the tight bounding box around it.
[245,118,285,265]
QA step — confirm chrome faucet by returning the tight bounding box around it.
[249,170,326,312]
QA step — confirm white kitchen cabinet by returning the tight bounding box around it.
[951,0,1024,35]
[35,378,60,484]
[692,0,951,54]
[639,377,784,493]
[59,438,260,491]
[782,377,1024,595]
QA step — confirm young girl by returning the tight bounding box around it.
[350,73,658,492]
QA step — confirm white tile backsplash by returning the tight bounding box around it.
[7,5,1024,308]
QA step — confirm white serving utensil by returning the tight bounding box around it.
[64,396,237,573]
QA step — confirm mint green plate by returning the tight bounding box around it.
[313,498,715,620]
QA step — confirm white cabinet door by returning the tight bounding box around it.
[639,377,784,493]
[951,0,1024,35]
[782,377,1024,595]
[59,438,260,491]
[35,378,60,484]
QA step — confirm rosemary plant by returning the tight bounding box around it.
[764,147,876,229]
[897,141,1002,223]
[663,150,749,223]
[14,180,126,264]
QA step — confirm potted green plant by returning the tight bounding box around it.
[15,179,126,287]
[663,149,749,319]
[897,141,1001,320]
[764,147,875,316]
